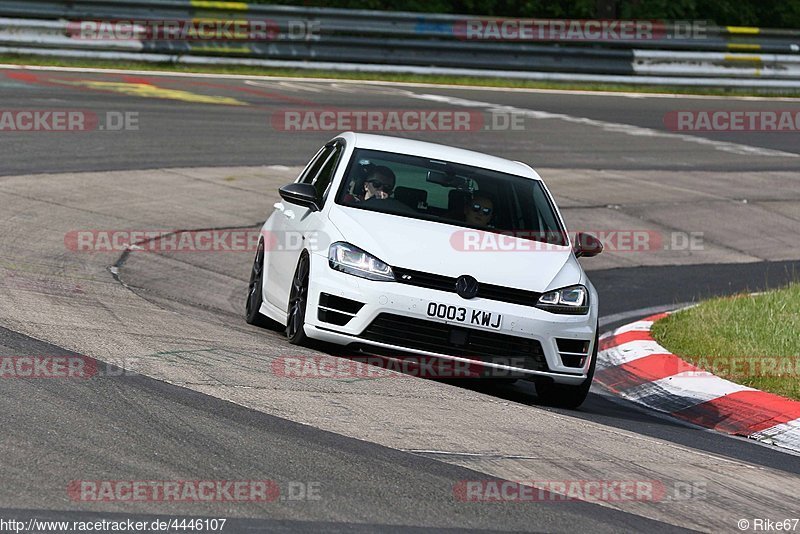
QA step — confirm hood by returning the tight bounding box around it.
[328,205,581,293]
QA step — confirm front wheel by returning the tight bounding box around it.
[535,328,598,409]
[245,240,269,327]
[286,253,310,345]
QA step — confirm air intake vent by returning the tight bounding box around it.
[556,338,590,368]
[556,339,590,354]
[317,293,364,326]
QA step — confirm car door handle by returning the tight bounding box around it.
[283,210,295,220]
[273,202,285,212]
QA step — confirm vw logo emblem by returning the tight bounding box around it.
[455,275,479,299]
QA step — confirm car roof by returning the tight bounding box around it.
[339,132,541,180]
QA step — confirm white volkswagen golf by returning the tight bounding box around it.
[246,132,603,408]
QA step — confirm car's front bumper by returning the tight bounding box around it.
[304,252,598,385]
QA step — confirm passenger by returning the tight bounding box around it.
[464,192,494,228]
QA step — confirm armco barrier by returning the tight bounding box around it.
[0,0,798,88]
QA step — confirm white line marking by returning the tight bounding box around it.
[406,93,799,158]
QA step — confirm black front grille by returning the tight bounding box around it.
[360,313,548,371]
[394,268,453,292]
[393,267,541,307]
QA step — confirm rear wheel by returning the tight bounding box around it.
[535,328,598,409]
[286,253,310,345]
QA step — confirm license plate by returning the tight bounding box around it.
[425,302,503,330]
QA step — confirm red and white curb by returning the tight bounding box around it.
[596,313,800,453]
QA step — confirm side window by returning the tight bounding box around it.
[297,145,332,184]
[531,181,566,244]
[311,143,344,200]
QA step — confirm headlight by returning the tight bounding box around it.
[536,285,589,315]
[329,242,395,281]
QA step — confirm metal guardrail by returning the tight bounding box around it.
[0,0,799,88]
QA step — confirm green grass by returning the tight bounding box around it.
[2,54,800,98]
[651,284,800,400]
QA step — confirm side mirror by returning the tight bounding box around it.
[573,232,603,258]
[279,183,320,212]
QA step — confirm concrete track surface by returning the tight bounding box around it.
[1,66,799,532]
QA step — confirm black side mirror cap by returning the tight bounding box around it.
[574,232,603,258]
[279,183,321,212]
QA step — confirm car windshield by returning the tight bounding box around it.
[335,148,568,245]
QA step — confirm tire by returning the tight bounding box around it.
[535,327,599,410]
[286,252,310,345]
[245,240,270,327]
